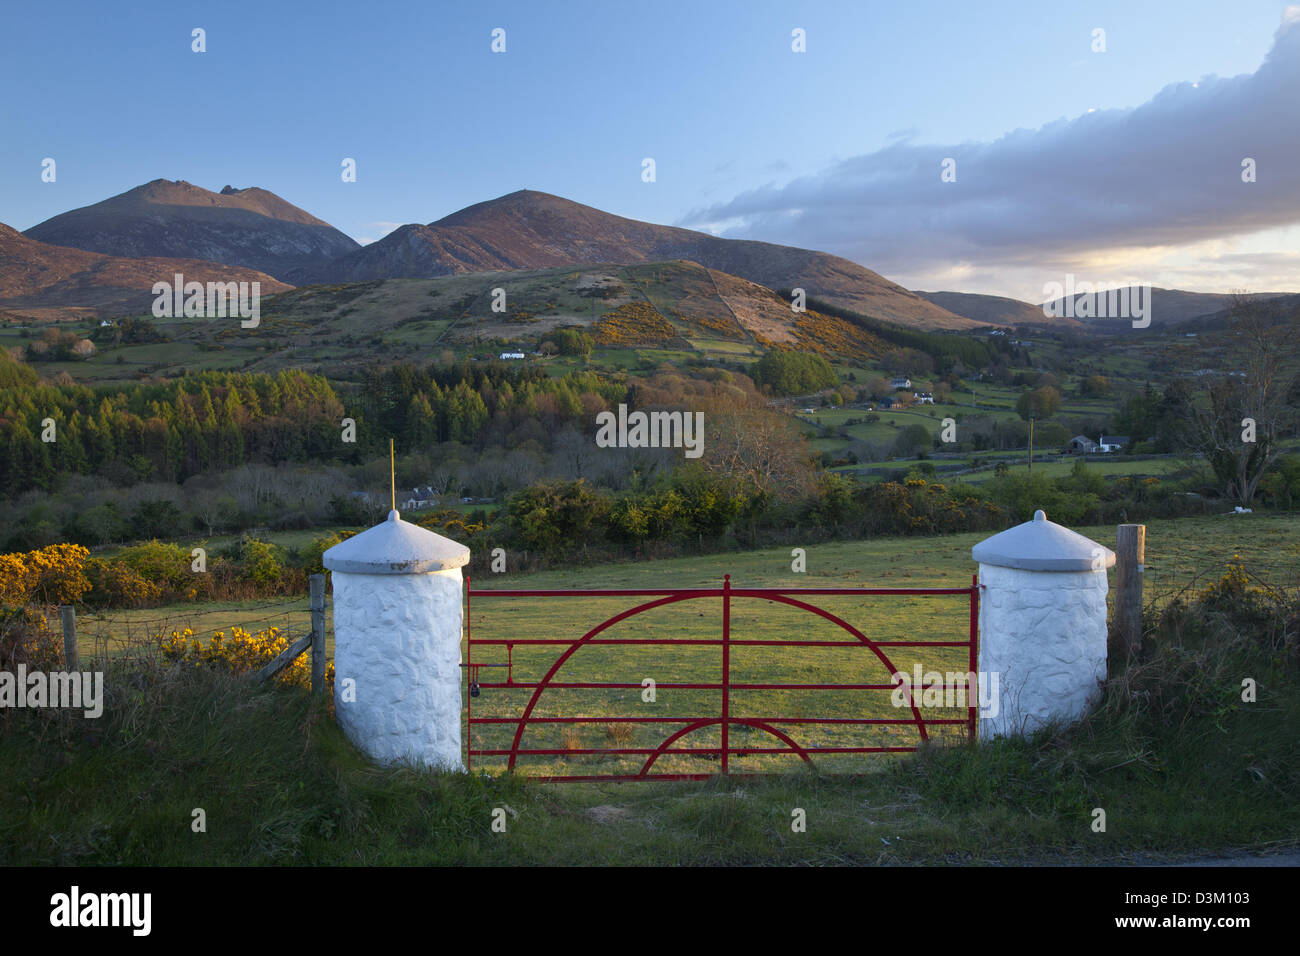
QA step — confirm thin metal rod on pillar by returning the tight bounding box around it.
[310,574,325,696]
[60,605,77,671]
[1113,524,1146,662]
[389,438,396,511]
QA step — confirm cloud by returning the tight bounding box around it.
[681,12,1300,297]
[354,221,404,245]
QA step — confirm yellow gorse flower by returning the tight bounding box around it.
[161,623,331,691]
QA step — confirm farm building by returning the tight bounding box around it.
[1069,435,1099,455]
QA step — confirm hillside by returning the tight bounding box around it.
[289,190,981,331]
[9,261,893,381]
[915,290,1069,329]
[23,179,359,282]
[266,259,890,361]
[1039,286,1295,331]
[0,223,291,322]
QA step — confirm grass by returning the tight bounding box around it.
[5,513,1295,864]
[3,573,1295,865]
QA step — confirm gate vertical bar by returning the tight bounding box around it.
[968,572,978,744]
[721,574,731,773]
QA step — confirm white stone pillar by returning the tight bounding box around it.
[972,510,1114,739]
[323,510,470,771]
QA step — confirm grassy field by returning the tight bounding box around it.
[73,513,1300,780]
[78,512,1299,656]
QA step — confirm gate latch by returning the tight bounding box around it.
[461,662,508,698]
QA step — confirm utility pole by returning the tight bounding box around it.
[1028,417,1034,475]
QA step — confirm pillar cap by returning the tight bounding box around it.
[972,509,1115,572]
[323,509,470,574]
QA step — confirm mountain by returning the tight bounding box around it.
[23,180,359,282]
[0,222,290,321]
[1039,287,1294,331]
[291,190,980,331]
[914,290,1066,328]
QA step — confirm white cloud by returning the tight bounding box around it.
[682,12,1300,299]
[354,221,404,246]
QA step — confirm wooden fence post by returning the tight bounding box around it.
[1112,524,1146,661]
[310,574,326,696]
[60,605,78,671]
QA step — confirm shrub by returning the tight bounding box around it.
[229,537,286,587]
[115,540,192,594]
[0,606,63,671]
[83,557,163,608]
[505,480,611,553]
[299,531,357,576]
[161,625,334,692]
[0,544,92,608]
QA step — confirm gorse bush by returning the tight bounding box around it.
[161,625,334,693]
[114,540,192,593]
[83,557,162,608]
[0,535,313,611]
[0,544,91,608]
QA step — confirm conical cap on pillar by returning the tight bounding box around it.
[972,509,1114,572]
[323,510,470,574]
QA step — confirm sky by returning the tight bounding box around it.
[2,0,1298,302]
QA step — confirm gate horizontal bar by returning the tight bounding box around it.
[470,745,931,756]
[467,638,973,647]
[470,587,974,597]
[468,716,970,725]
[474,681,974,691]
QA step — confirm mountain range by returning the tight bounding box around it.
[284,189,980,330]
[6,179,1291,332]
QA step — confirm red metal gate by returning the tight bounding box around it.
[464,574,979,782]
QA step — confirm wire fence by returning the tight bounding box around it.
[66,594,326,670]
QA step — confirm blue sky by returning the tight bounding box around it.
[2,0,1298,300]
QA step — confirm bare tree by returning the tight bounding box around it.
[701,404,817,501]
[1182,294,1298,506]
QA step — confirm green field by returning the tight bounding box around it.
[74,513,1300,781]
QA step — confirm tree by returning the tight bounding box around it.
[1015,385,1062,421]
[700,404,816,501]
[891,424,931,458]
[751,350,836,395]
[1080,374,1111,398]
[1179,295,1298,505]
